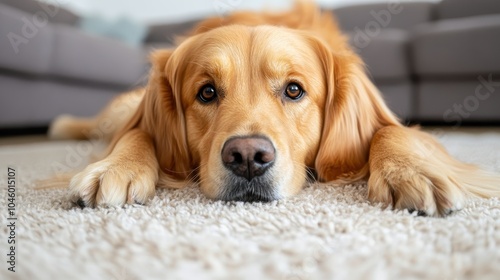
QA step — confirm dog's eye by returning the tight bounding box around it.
[284,83,305,100]
[197,85,217,103]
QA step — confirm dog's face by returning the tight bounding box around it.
[175,26,326,201]
[144,24,392,202]
[152,26,326,201]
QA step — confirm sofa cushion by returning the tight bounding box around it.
[334,2,434,31]
[437,0,500,20]
[0,74,119,127]
[377,81,414,119]
[348,29,410,80]
[412,15,500,77]
[0,4,147,87]
[0,0,79,25]
[0,4,54,75]
[50,25,148,87]
[416,79,500,122]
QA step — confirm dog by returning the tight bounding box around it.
[48,2,500,216]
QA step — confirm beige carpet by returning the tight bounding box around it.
[1,130,500,280]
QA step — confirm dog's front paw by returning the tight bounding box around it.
[368,163,466,217]
[69,157,158,208]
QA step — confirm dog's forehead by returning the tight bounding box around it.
[177,25,320,83]
[186,25,315,64]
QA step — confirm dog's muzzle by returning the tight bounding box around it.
[219,135,278,202]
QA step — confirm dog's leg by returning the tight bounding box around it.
[48,90,143,141]
[69,128,158,207]
[367,126,500,217]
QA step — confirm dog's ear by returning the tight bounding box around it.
[141,49,192,180]
[311,38,400,182]
[112,49,192,180]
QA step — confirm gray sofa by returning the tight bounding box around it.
[335,0,500,122]
[1,0,499,130]
[0,0,147,129]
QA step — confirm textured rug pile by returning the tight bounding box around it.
[1,130,499,280]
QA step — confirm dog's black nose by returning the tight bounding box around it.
[221,136,275,181]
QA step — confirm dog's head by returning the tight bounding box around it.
[134,24,398,201]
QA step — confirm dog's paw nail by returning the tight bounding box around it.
[75,198,86,208]
[443,209,455,216]
[409,208,427,216]
[416,210,427,216]
[134,200,145,206]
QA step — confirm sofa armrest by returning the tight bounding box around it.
[0,0,79,25]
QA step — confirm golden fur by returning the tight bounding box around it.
[49,2,500,216]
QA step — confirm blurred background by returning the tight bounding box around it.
[42,0,418,23]
[0,0,499,136]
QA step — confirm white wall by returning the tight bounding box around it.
[47,0,437,24]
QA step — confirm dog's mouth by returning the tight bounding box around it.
[218,177,279,202]
[228,192,275,202]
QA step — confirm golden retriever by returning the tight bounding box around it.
[48,2,500,216]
